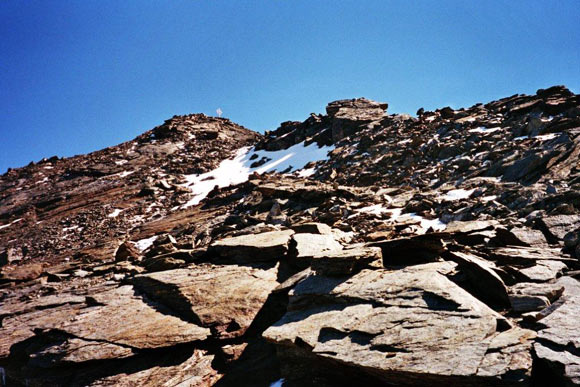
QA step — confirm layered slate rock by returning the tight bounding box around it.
[264,263,535,386]
[208,229,294,263]
[533,276,580,386]
[59,285,211,349]
[132,264,279,339]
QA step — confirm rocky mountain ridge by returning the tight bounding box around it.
[1,85,579,386]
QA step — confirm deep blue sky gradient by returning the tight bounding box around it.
[1,1,579,172]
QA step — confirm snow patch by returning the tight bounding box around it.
[535,133,559,141]
[134,235,158,252]
[468,127,502,134]
[441,189,475,201]
[381,209,446,232]
[108,209,123,218]
[62,225,83,233]
[355,204,390,216]
[115,171,134,178]
[0,218,22,230]
[515,133,559,141]
[180,141,334,208]
[297,168,316,178]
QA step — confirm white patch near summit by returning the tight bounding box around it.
[180,141,334,208]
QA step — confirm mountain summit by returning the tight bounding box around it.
[1,86,580,386]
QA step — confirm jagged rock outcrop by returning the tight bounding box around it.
[1,86,579,386]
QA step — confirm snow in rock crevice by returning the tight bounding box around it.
[180,141,334,208]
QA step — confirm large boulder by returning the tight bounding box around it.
[326,98,388,142]
[264,262,534,386]
[132,264,279,339]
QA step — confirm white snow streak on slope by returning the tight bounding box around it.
[441,189,475,201]
[352,206,446,232]
[0,218,22,230]
[108,209,123,218]
[468,127,502,134]
[181,141,334,208]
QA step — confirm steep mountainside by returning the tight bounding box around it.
[1,86,580,386]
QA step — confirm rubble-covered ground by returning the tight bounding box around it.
[1,85,580,386]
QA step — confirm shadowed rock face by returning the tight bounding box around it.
[1,86,580,386]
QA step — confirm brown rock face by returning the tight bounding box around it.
[1,86,580,386]
[132,264,279,339]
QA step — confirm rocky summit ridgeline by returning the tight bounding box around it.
[1,86,580,386]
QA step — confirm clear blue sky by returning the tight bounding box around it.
[1,1,579,173]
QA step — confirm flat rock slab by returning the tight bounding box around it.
[311,244,382,276]
[209,229,294,263]
[60,285,210,349]
[133,264,279,339]
[534,276,580,385]
[518,260,568,282]
[445,220,498,234]
[490,246,574,264]
[264,263,534,386]
[496,227,549,247]
[291,233,343,261]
